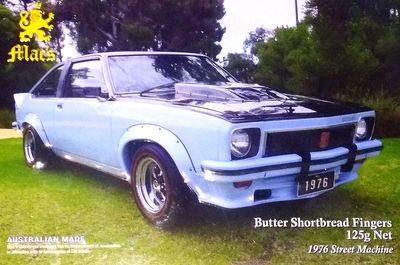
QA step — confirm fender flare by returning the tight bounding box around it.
[118,124,196,183]
[21,113,51,147]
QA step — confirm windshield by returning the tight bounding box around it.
[108,55,236,93]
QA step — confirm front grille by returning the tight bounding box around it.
[265,124,355,156]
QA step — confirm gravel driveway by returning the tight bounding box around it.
[0,129,22,139]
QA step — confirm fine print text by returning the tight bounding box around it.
[6,235,121,255]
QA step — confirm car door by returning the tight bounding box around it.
[27,65,65,138]
[50,58,114,165]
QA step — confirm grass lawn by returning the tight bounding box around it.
[0,138,398,265]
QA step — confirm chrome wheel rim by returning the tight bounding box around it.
[24,130,36,164]
[135,157,167,213]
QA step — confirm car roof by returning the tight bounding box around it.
[63,51,206,62]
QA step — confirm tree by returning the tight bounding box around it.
[223,53,256,83]
[254,0,400,99]
[54,0,226,59]
[0,0,35,11]
[220,28,270,84]
[306,0,400,95]
[255,24,322,96]
[243,27,271,58]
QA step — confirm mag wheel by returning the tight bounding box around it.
[23,126,52,168]
[131,144,184,228]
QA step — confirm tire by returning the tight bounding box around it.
[131,144,185,229]
[22,125,52,169]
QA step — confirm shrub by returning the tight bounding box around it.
[334,90,400,138]
[0,109,15,128]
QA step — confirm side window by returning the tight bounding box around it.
[64,60,107,98]
[34,65,63,97]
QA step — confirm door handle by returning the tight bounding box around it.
[57,103,63,109]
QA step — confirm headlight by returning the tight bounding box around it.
[231,129,251,158]
[355,118,367,140]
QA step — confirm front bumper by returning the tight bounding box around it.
[195,139,382,208]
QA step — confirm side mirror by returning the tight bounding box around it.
[80,86,111,102]
[83,87,102,97]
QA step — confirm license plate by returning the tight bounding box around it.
[298,171,335,196]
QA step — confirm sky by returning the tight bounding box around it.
[219,0,307,59]
[62,0,308,60]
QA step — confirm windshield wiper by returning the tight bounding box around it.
[139,81,177,96]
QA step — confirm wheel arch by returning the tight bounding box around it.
[118,124,196,183]
[21,113,51,148]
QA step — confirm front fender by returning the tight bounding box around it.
[118,124,196,183]
[21,113,50,147]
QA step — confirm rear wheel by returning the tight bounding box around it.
[23,126,52,168]
[131,144,185,228]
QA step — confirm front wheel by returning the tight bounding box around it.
[131,144,185,229]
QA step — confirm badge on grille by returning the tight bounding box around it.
[319,131,331,149]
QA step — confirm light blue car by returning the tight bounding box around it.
[14,52,382,228]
